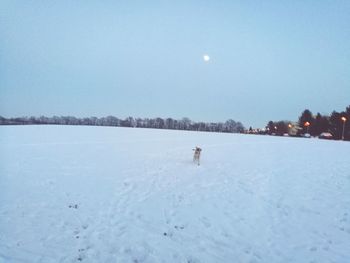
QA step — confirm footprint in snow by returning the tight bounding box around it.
[163,230,174,237]
[309,247,318,252]
[199,217,211,228]
[187,256,200,263]
[340,212,348,222]
[338,212,350,233]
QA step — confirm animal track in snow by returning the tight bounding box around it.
[199,217,211,228]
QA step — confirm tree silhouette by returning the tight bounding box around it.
[299,109,314,134]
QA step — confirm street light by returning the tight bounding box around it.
[304,121,310,134]
[341,116,347,140]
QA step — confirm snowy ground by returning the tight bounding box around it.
[0,125,349,263]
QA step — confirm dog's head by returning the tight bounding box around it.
[194,146,202,152]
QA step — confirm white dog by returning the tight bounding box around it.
[193,146,202,166]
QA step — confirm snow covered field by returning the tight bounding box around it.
[0,125,349,263]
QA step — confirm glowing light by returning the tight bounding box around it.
[203,54,210,62]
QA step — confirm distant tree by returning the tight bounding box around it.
[0,116,7,125]
[155,118,164,129]
[181,117,191,130]
[173,119,178,130]
[121,117,135,127]
[29,116,37,124]
[52,116,61,124]
[142,118,150,128]
[345,106,350,140]
[330,107,350,140]
[89,117,98,126]
[267,121,275,134]
[134,118,142,128]
[235,122,245,133]
[312,113,330,136]
[265,120,290,135]
[276,121,288,135]
[329,111,343,139]
[225,119,237,132]
[197,122,206,131]
[299,109,314,134]
[165,118,174,129]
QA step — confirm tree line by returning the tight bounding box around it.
[0,115,245,134]
[265,105,350,140]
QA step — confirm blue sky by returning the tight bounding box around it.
[1,0,349,127]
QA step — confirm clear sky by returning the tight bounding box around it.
[1,0,349,127]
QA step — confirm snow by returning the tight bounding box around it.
[0,125,349,263]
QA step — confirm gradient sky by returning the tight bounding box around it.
[1,0,349,127]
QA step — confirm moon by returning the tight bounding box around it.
[203,54,210,62]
